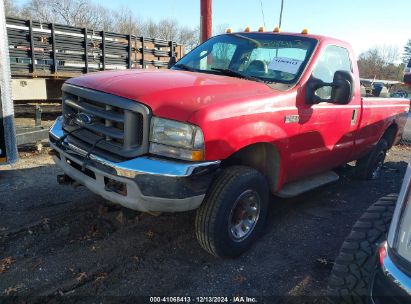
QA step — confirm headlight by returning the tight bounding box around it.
[149,117,204,161]
[395,189,411,261]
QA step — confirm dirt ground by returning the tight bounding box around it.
[14,118,55,129]
[0,145,410,302]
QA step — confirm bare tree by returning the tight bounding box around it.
[21,0,113,30]
[144,19,159,39]
[4,0,20,17]
[178,26,199,52]
[156,18,179,41]
[113,8,143,36]
[75,3,113,31]
[214,23,230,35]
[20,0,57,22]
[95,6,115,32]
[377,45,400,64]
[50,0,87,25]
[358,45,402,80]
[143,18,199,53]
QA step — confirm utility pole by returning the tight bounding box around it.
[200,0,212,42]
[0,0,18,164]
[278,0,284,28]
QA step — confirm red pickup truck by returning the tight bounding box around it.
[49,30,410,258]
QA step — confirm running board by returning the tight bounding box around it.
[276,171,339,198]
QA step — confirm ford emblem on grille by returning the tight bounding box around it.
[75,112,95,125]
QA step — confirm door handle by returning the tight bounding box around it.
[351,109,358,126]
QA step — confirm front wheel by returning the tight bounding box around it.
[195,166,269,258]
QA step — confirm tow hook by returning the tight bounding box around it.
[57,174,82,187]
[48,149,59,156]
[57,174,74,185]
[104,177,127,196]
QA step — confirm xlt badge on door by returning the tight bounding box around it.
[284,115,300,124]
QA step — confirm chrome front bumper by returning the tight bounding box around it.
[49,117,220,212]
[371,249,411,303]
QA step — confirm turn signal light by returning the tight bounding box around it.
[378,242,387,266]
[191,150,204,161]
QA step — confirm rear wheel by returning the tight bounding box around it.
[327,194,397,303]
[195,166,269,258]
[355,139,388,180]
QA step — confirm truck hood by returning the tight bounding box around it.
[66,69,276,121]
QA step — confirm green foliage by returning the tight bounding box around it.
[403,39,411,65]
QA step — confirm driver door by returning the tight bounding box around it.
[291,45,360,177]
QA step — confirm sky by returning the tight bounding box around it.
[15,0,411,58]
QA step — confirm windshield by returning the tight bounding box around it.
[172,33,318,88]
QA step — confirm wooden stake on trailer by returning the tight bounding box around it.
[0,0,18,164]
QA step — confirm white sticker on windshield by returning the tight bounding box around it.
[268,57,303,74]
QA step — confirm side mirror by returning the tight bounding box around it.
[168,57,176,69]
[331,70,354,104]
[305,70,354,105]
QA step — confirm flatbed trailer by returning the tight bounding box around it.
[1,1,17,164]
[5,17,184,147]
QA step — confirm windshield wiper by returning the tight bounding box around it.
[211,68,264,83]
[173,63,198,72]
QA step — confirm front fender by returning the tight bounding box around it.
[203,120,289,160]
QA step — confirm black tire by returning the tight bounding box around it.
[327,194,397,303]
[195,166,269,258]
[355,139,388,180]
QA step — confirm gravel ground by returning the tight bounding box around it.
[0,145,410,302]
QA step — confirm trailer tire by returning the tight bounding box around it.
[327,194,397,303]
[355,139,388,180]
[195,166,269,258]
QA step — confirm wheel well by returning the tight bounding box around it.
[382,124,398,148]
[220,143,280,192]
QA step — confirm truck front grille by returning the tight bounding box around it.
[61,84,151,160]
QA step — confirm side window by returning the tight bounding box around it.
[312,45,352,99]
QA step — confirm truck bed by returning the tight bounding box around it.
[354,97,410,158]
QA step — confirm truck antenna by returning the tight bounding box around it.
[259,0,266,28]
[278,0,284,28]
